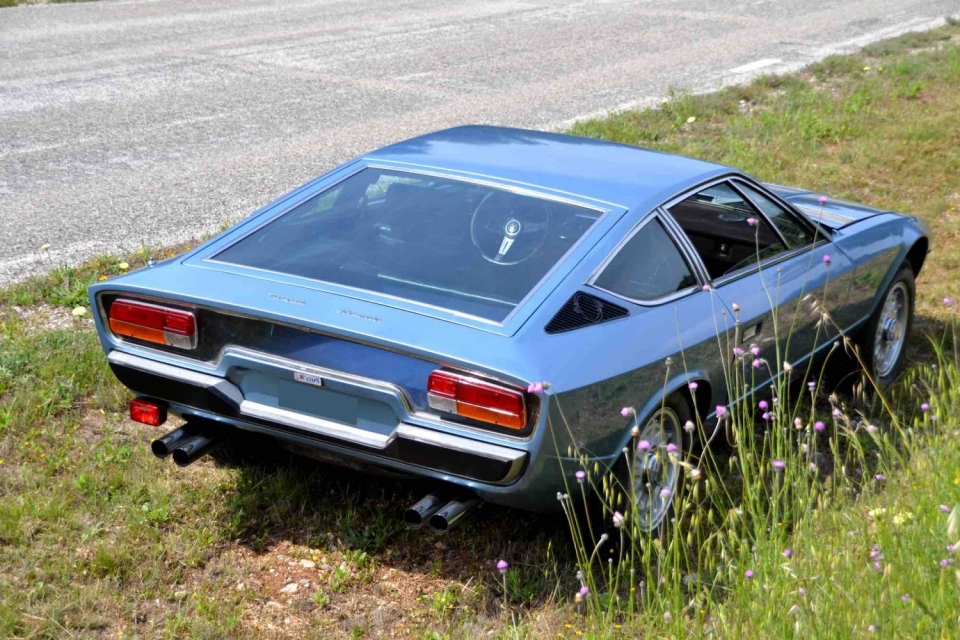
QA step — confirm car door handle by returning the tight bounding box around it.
[741,321,761,343]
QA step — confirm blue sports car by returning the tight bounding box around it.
[90,126,930,533]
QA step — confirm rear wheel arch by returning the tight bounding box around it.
[905,237,928,277]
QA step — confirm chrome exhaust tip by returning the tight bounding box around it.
[403,493,446,530]
[428,496,480,534]
[150,424,198,459]
[171,432,220,467]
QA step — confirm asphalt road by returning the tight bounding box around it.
[1,0,955,284]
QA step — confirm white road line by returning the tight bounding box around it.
[729,58,783,74]
[554,14,955,130]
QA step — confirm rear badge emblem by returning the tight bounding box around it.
[294,371,323,387]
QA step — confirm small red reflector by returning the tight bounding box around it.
[130,398,167,426]
[108,299,196,348]
[427,370,527,430]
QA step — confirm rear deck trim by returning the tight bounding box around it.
[107,350,527,484]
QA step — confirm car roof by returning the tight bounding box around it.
[363,125,732,209]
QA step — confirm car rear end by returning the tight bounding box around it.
[88,163,623,519]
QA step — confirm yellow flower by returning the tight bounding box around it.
[98,275,108,281]
[867,507,886,519]
[863,66,870,71]
[686,116,697,124]
[892,511,914,526]
[71,306,88,318]
[118,261,129,270]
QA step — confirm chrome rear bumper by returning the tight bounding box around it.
[107,351,527,484]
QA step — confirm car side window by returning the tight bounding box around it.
[668,182,787,280]
[594,218,697,301]
[737,182,815,248]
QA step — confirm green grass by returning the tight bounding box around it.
[1,23,959,639]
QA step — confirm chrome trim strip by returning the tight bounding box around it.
[223,346,415,412]
[106,350,527,481]
[107,350,243,406]
[240,400,395,449]
[395,425,524,463]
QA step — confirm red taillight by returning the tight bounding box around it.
[427,370,527,431]
[130,398,167,426]
[108,299,197,349]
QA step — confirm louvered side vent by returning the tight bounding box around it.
[545,292,629,334]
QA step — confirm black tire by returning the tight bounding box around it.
[606,393,694,539]
[856,264,915,388]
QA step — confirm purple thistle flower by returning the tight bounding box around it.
[497,560,509,573]
[814,421,825,433]
[701,284,711,292]
[832,407,842,418]
[807,380,816,390]
[579,586,589,597]
[575,470,586,483]
[818,195,828,205]
[782,548,792,559]
[941,558,952,568]
[901,594,910,603]
[746,218,757,227]
[868,625,877,633]
[810,462,817,470]
[875,473,885,482]
[533,382,544,393]
[659,488,671,498]
[526,383,536,393]
[744,570,754,579]
[762,412,771,421]
[620,407,631,418]
[870,546,881,561]
[947,544,955,553]
[666,443,678,453]
[798,587,806,596]
[750,345,760,356]
[941,504,951,513]
[637,440,651,452]
[688,381,699,391]
[716,405,727,417]
[921,402,931,412]
[758,400,769,411]
[772,459,786,471]
[945,297,953,308]
[823,254,831,265]
[733,347,744,356]
[873,561,883,572]
[752,359,761,368]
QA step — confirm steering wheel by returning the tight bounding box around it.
[469,191,550,266]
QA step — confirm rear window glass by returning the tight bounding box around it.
[214,169,602,322]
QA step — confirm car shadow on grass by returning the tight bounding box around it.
[218,449,576,608]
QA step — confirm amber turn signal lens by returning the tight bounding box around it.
[108,299,197,349]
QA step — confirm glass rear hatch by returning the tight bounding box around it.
[212,168,603,323]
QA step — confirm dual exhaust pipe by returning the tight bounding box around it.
[153,425,479,532]
[404,492,480,534]
[151,423,221,467]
